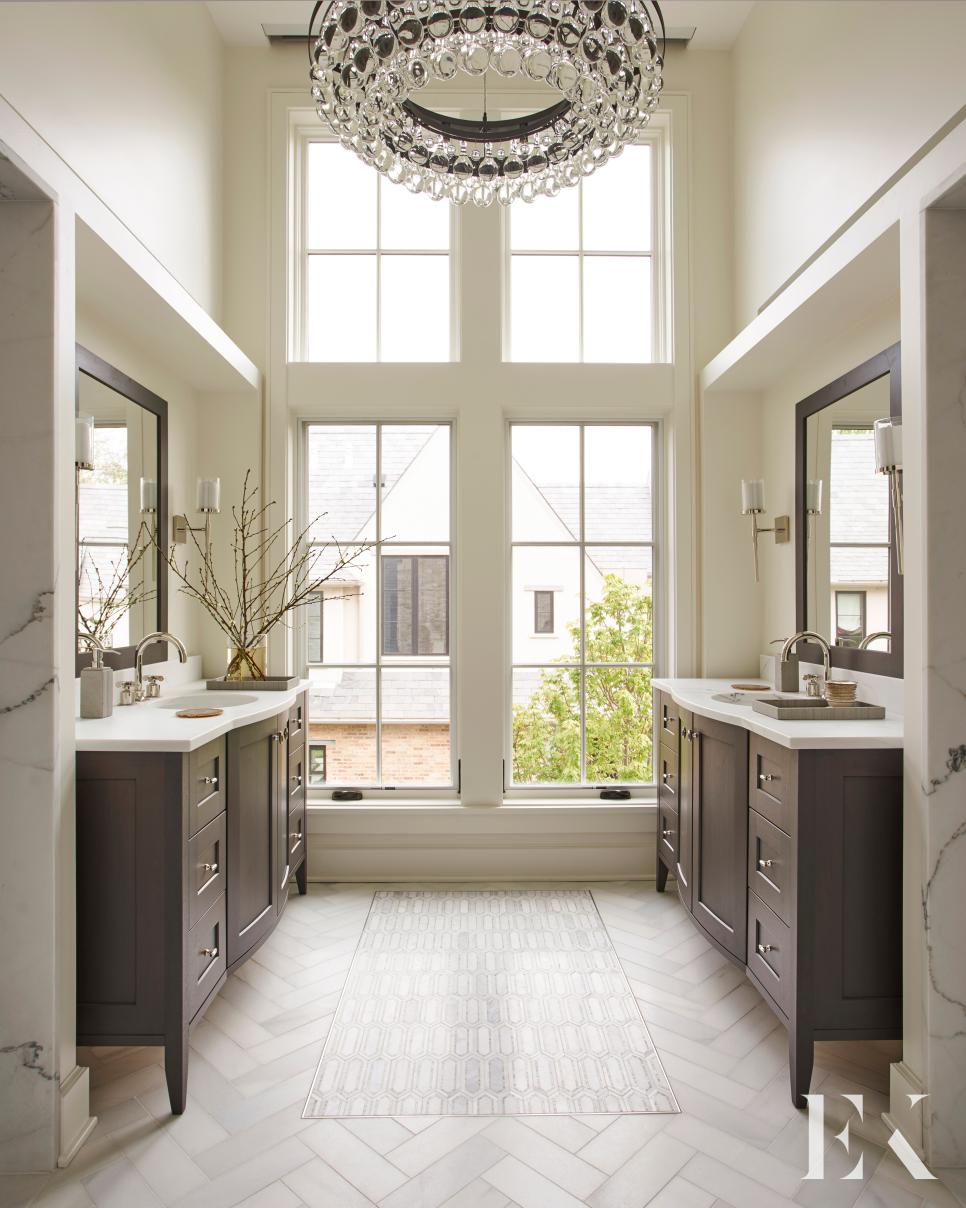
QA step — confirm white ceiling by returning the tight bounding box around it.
[204,0,754,50]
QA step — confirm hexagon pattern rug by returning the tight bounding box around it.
[303,888,679,1117]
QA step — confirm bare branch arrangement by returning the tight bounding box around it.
[160,470,373,679]
[77,522,157,650]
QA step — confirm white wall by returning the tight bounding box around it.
[733,0,966,325]
[0,1,224,316]
[75,307,205,657]
[758,301,900,648]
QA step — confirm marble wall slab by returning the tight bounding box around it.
[0,199,61,1169]
[920,207,966,1168]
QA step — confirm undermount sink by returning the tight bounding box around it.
[752,697,886,721]
[156,693,259,709]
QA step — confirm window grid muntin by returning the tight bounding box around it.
[508,422,657,790]
[304,422,455,790]
[301,137,451,362]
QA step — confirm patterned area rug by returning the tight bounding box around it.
[303,889,679,1117]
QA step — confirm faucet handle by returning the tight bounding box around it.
[145,675,164,699]
[118,681,135,706]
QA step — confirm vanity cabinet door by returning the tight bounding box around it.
[676,709,694,910]
[227,715,281,967]
[692,715,748,960]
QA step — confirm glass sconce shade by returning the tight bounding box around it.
[873,417,902,472]
[75,414,94,470]
[741,478,765,514]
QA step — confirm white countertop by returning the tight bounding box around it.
[652,678,903,750]
[75,679,310,753]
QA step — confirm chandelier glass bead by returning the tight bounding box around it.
[308,0,664,205]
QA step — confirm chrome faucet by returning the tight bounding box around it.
[134,631,187,701]
[780,630,831,693]
[859,630,892,651]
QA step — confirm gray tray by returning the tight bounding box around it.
[206,675,299,691]
[752,697,885,721]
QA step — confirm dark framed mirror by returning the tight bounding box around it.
[795,343,902,678]
[75,345,168,674]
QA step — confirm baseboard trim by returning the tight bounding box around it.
[887,1061,926,1159]
[58,1065,95,1168]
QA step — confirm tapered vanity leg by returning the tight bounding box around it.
[164,1029,189,1115]
[656,859,669,892]
[296,858,307,896]
[789,1023,814,1109]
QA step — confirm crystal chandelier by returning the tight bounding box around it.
[308,0,664,206]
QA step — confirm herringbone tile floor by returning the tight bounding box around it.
[5,883,962,1208]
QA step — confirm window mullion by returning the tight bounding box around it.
[375,181,382,362]
[578,423,586,784]
[375,424,383,785]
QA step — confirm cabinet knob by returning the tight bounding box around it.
[757,858,774,869]
[200,776,218,786]
[202,862,219,873]
[758,773,778,783]
[662,771,672,784]
[661,828,673,838]
[200,946,219,958]
[757,942,775,955]
[290,829,303,850]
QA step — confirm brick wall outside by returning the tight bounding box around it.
[309,723,451,785]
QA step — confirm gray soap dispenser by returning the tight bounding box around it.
[80,637,114,719]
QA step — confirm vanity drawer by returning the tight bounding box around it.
[657,800,678,866]
[658,693,681,751]
[186,893,226,1020]
[288,695,306,753]
[188,812,226,930]
[288,744,305,809]
[188,737,226,837]
[747,891,792,1017]
[658,745,678,811]
[749,736,794,834]
[288,802,306,872]
[748,809,793,926]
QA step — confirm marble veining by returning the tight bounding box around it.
[0,1042,56,1082]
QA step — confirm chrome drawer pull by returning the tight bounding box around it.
[759,773,778,783]
[200,946,218,958]
[202,862,219,873]
[200,776,218,786]
[757,943,775,955]
[757,858,774,869]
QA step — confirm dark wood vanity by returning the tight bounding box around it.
[655,690,902,1106]
[76,692,308,1113]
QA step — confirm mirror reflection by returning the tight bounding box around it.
[803,374,893,651]
[76,371,159,652]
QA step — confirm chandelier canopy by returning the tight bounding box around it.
[308,0,664,205]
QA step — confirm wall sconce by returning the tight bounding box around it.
[139,478,157,514]
[805,479,823,517]
[740,479,790,582]
[173,477,221,546]
[75,414,94,471]
[873,417,903,575]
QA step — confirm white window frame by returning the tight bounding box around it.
[293,128,459,363]
[505,420,662,799]
[298,419,458,799]
[503,127,667,364]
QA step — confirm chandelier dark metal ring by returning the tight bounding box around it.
[308,0,664,205]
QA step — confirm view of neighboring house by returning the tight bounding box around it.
[828,427,890,647]
[306,423,654,788]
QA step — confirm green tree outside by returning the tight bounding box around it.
[512,574,654,784]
